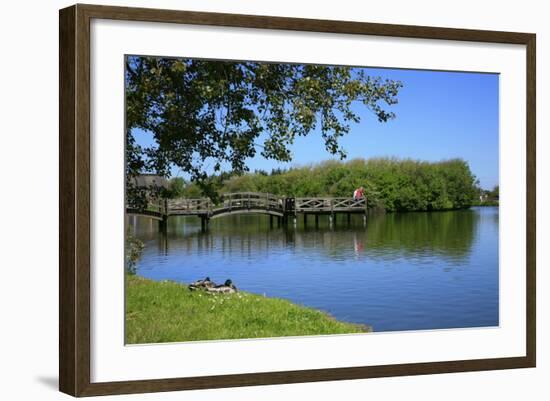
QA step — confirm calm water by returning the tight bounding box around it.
[129,207,499,332]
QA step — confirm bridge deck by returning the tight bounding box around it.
[127,192,367,221]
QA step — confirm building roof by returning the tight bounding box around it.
[131,174,169,189]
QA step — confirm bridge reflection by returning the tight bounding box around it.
[128,208,480,263]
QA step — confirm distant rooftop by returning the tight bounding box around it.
[130,174,168,189]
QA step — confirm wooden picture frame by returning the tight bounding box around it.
[59,3,536,397]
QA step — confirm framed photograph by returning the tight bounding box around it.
[59,4,536,397]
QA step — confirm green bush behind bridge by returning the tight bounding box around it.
[170,158,479,212]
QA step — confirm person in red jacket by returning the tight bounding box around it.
[353,186,365,200]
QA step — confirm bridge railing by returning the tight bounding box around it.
[295,197,366,212]
[126,198,166,215]
[128,193,367,218]
[331,197,367,211]
[294,198,332,212]
[167,198,212,215]
[220,192,284,212]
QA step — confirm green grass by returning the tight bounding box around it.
[126,275,370,344]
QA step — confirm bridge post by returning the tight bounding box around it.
[270,215,274,228]
[364,196,368,227]
[200,215,209,231]
[159,231,168,255]
[303,214,307,227]
[158,215,168,235]
[330,199,334,228]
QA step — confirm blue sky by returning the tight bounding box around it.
[132,66,499,190]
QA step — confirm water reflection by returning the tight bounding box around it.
[130,209,478,265]
[128,207,499,332]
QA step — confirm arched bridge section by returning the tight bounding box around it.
[126,191,367,230]
[210,192,285,220]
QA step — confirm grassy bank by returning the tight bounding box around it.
[126,275,369,344]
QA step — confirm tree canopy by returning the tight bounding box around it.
[166,158,479,212]
[125,56,403,190]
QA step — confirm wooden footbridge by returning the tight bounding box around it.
[127,192,367,231]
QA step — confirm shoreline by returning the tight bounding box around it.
[126,274,371,344]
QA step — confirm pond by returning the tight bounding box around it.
[128,206,499,332]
